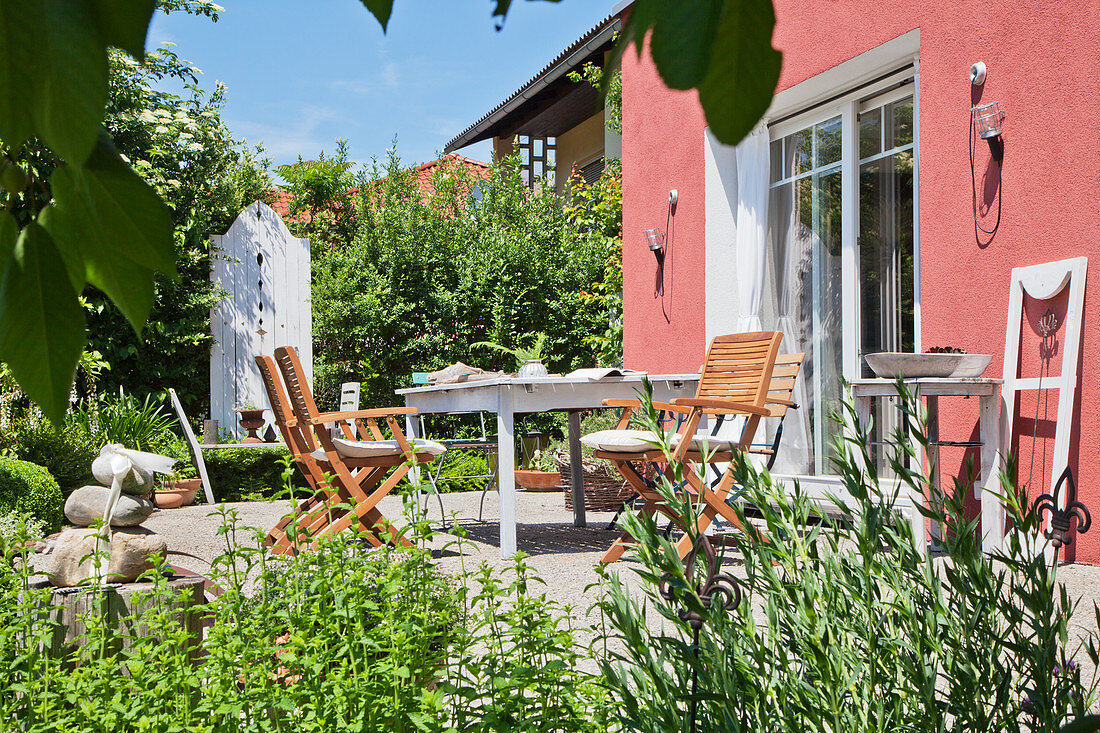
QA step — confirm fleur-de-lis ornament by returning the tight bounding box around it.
[1034,466,1092,563]
[658,534,742,630]
[658,534,743,733]
[1038,309,1059,359]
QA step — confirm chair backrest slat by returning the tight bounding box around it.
[696,332,783,407]
[255,354,318,453]
[763,352,805,418]
[275,346,321,424]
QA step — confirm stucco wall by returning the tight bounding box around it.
[554,111,607,195]
[621,1,1100,560]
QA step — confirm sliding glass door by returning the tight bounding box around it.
[762,83,917,476]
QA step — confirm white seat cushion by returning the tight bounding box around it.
[312,438,447,462]
[672,433,738,453]
[581,429,668,453]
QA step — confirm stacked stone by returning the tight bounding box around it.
[45,446,168,587]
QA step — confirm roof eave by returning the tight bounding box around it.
[444,14,622,154]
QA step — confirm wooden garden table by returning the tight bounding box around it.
[397,373,699,558]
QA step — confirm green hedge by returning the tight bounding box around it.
[203,447,310,503]
[1,417,98,498]
[0,458,64,533]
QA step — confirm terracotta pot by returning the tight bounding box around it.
[236,408,266,443]
[156,479,201,509]
[514,470,561,492]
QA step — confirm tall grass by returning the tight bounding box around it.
[597,380,1100,732]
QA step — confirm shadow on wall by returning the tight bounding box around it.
[971,75,1004,248]
[650,189,678,323]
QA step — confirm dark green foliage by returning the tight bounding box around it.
[204,446,309,502]
[0,416,97,496]
[0,457,63,533]
[310,150,610,408]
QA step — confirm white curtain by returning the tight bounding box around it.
[734,127,770,332]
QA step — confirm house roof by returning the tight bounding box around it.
[443,12,622,153]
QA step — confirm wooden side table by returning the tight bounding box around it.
[850,378,1004,554]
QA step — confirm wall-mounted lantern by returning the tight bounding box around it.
[968,63,1004,244]
[643,189,678,263]
[643,227,665,260]
[972,101,1005,140]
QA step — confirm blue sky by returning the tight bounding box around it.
[149,1,619,174]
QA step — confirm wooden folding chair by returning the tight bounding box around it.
[272,346,446,550]
[588,332,782,563]
[255,354,349,555]
[716,352,806,474]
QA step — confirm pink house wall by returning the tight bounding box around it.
[621,2,1100,561]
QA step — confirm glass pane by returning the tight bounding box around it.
[859,110,915,474]
[859,107,881,159]
[891,97,914,148]
[812,169,844,474]
[764,180,814,475]
[816,116,842,167]
[791,128,812,175]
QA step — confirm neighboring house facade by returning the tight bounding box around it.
[445,13,623,194]
[618,2,1100,560]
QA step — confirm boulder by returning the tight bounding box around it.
[64,485,155,527]
[45,527,167,587]
[91,446,154,495]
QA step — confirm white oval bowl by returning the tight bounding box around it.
[864,353,992,379]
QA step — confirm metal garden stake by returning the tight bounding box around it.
[658,534,742,733]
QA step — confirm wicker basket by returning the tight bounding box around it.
[557,457,632,512]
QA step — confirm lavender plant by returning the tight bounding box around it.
[597,379,1100,732]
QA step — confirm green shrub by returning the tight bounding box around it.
[0,458,63,534]
[204,446,309,502]
[597,381,1100,732]
[72,388,180,454]
[1,416,98,496]
[0,500,606,731]
[0,510,46,544]
[310,151,612,409]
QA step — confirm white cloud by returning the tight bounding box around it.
[380,61,399,87]
[327,79,372,96]
[228,104,343,165]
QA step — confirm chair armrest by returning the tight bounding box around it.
[310,407,418,425]
[669,398,771,417]
[601,398,689,414]
[765,397,797,407]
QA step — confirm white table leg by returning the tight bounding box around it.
[497,387,517,558]
[979,391,1004,554]
[405,414,424,514]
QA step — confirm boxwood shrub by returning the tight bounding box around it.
[0,458,64,533]
[203,447,310,503]
[0,417,98,497]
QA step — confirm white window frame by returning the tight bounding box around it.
[760,33,921,489]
